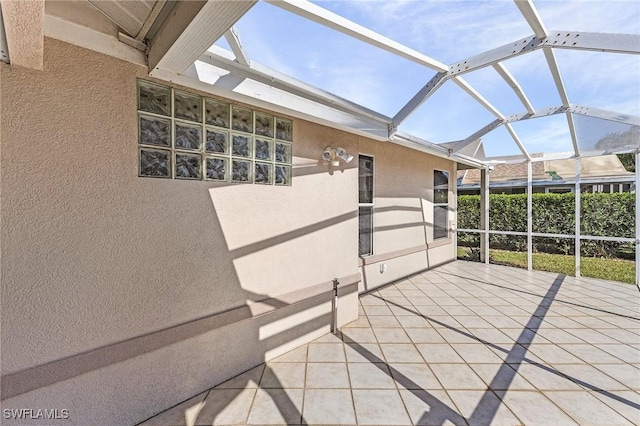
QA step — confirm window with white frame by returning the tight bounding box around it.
[433,170,449,240]
[359,155,374,256]
[137,79,293,185]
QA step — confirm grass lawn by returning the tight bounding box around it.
[457,247,635,284]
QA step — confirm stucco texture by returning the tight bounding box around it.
[1,38,454,424]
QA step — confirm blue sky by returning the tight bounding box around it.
[214,0,640,158]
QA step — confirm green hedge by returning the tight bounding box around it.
[458,193,635,258]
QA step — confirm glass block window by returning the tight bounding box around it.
[137,79,293,185]
[359,155,374,256]
[434,170,449,240]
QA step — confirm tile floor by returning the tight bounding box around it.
[140,261,640,425]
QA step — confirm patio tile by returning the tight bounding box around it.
[527,344,587,364]
[500,391,579,425]
[305,362,350,388]
[307,343,345,362]
[269,346,307,363]
[373,328,412,343]
[342,327,378,343]
[390,363,442,390]
[446,390,522,426]
[594,344,640,364]
[348,362,397,389]
[360,295,387,305]
[566,328,624,344]
[429,363,486,390]
[468,363,536,391]
[396,314,431,328]
[367,315,402,328]
[352,389,412,425]
[344,342,384,363]
[542,391,635,425]
[589,390,640,424]
[214,365,265,389]
[363,305,394,316]
[405,328,447,344]
[302,389,356,425]
[451,343,504,364]
[313,332,344,343]
[560,344,629,364]
[416,343,465,363]
[434,328,479,344]
[389,304,419,316]
[380,343,425,363]
[415,305,449,316]
[260,363,306,388]
[464,328,514,345]
[197,388,256,425]
[139,391,208,426]
[399,389,459,426]
[553,363,630,391]
[342,316,371,328]
[246,388,304,425]
[516,363,583,391]
[592,363,640,389]
[536,328,588,344]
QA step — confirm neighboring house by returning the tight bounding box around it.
[457,142,635,195]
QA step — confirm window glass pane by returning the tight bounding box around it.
[206,156,227,181]
[174,90,202,122]
[205,129,228,154]
[255,112,274,137]
[255,138,272,160]
[232,133,251,157]
[139,115,170,147]
[139,148,170,178]
[434,170,449,204]
[232,106,253,133]
[359,206,373,256]
[232,159,251,182]
[175,153,202,180]
[205,99,229,128]
[359,155,374,204]
[433,205,448,240]
[138,81,170,116]
[275,142,291,163]
[275,165,291,186]
[175,122,202,151]
[276,117,293,141]
[255,162,272,184]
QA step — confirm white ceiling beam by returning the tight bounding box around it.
[201,46,391,124]
[224,26,249,66]
[393,132,486,169]
[0,0,44,70]
[569,105,640,127]
[148,0,256,73]
[543,48,580,156]
[265,0,448,72]
[504,123,532,160]
[452,77,504,119]
[151,62,390,141]
[392,72,447,126]
[450,119,504,153]
[44,14,146,66]
[514,0,548,38]
[136,0,167,41]
[493,62,535,114]
[448,31,640,80]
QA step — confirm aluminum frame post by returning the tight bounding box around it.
[636,151,640,292]
[480,168,490,264]
[527,160,533,270]
[575,157,581,278]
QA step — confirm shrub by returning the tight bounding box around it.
[457,192,635,258]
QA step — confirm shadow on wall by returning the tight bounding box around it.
[1,153,359,425]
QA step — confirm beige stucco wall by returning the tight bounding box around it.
[1,38,455,425]
[356,138,456,292]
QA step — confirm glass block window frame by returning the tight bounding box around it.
[137,79,293,185]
